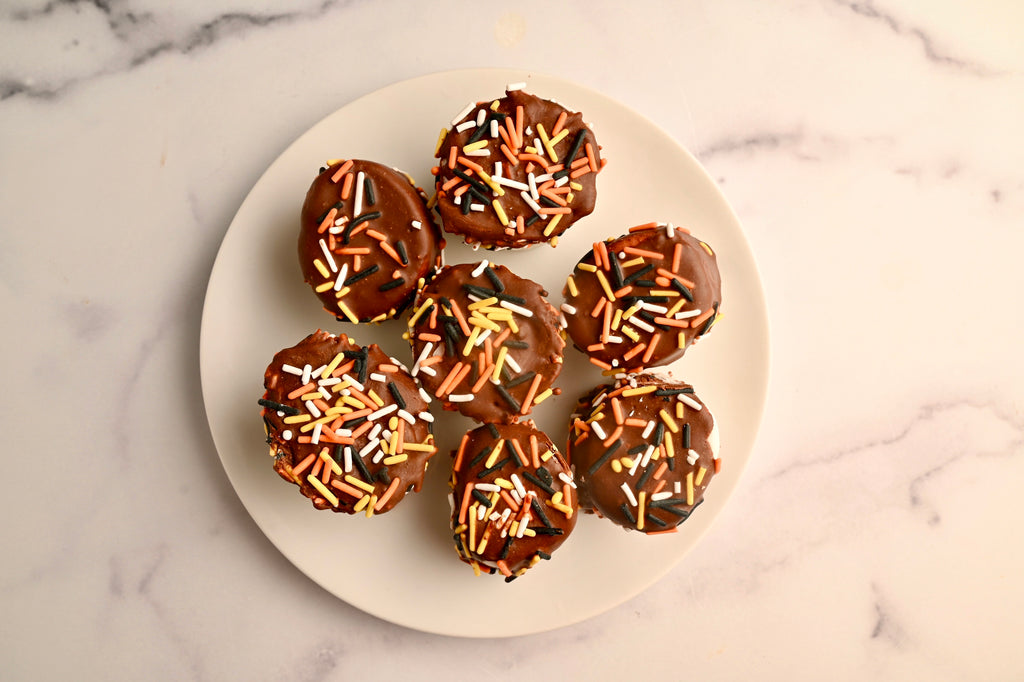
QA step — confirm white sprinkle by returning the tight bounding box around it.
[368,404,398,421]
[451,101,476,126]
[490,119,499,138]
[477,504,487,521]
[519,190,544,216]
[638,302,668,314]
[674,481,683,494]
[334,263,348,291]
[489,511,500,521]
[470,203,485,212]
[359,439,378,458]
[311,365,326,380]
[342,446,352,472]
[319,239,337,273]
[397,409,415,425]
[475,483,501,492]
[420,366,437,377]
[476,108,487,126]
[473,328,492,347]
[678,394,703,411]
[372,449,386,464]
[629,454,642,476]
[527,173,539,200]
[506,81,526,91]
[629,316,656,333]
[665,222,676,238]
[516,512,530,538]
[534,173,552,183]
[465,149,490,157]
[281,364,303,376]
[342,374,364,392]
[310,422,322,445]
[561,303,577,315]
[554,174,569,187]
[640,445,654,468]
[412,342,433,375]
[687,449,700,465]
[418,410,434,423]
[494,161,503,178]
[620,482,638,507]
[367,423,382,442]
[301,364,312,385]
[611,359,619,367]
[499,300,533,317]
[318,377,341,387]
[510,488,522,505]
[282,430,293,441]
[652,491,673,501]
[304,400,321,418]
[534,138,544,156]
[448,394,475,402]
[354,171,365,216]
[606,335,624,344]
[674,308,702,319]
[494,176,529,191]
[369,372,387,382]
[591,421,608,440]
[455,119,476,133]
[558,472,577,489]
[418,387,432,404]
[471,261,489,278]
[453,194,461,206]
[511,474,526,498]
[411,220,422,230]
[504,355,521,373]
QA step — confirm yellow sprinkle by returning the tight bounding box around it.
[551,491,563,504]
[337,301,359,324]
[621,303,642,319]
[665,435,675,459]
[550,236,559,248]
[367,389,385,407]
[470,560,481,576]
[345,475,375,493]
[478,169,505,196]
[315,281,334,293]
[469,314,501,332]
[541,450,553,462]
[484,439,505,468]
[637,491,646,530]
[550,128,569,146]
[319,449,342,475]
[323,352,345,379]
[665,298,687,318]
[611,460,623,473]
[695,466,708,486]
[566,274,579,297]
[334,286,351,298]
[687,472,694,505]
[659,409,680,433]
[477,537,489,554]
[611,308,623,331]
[388,430,399,455]
[586,410,605,424]
[379,437,391,456]
[325,158,343,166]
[621,325,640,342]
[402,442,437,453]
[365,494,378,517]
[463,140,489,153]
[542,213,562,237]
[341,395,366,409]
[434,127,447,155]
[283,414,311,424]
[506,316,519,334]
[678,331,686,349]
[622,385,657,397]
[494,477,513,490]
[462,325,481,355]
[569,181,583,191]
[299,415,336,433]
[566,192,574,203]
[468,511,477,553]
[490,99,500,111]
[532,388,553,406]
[652,290,682,298]
[523,528,536,537]
[549,501,573,517]
[353,494,371,512]
[595,270,615,301]
[388,416,399,431]
[622,256,645,268]
[383,454,408,465]
[468,296,498,310]
[370,311,388,323]
[313,259,330,278]
[307,475,339,507]
[699,241,714,256]
[299,392,323,401]
[621,457,635,469]
[676,401,684,419]
[537,123,558,162]
[453,523,467,534]
[491,346,509,381]
[577,262,597,273]
[408,297,434,328]
[525,145,537,154]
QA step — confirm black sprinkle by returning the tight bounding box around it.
[564,129,587,168]
[634,279,659,288]
[504,340,529,350]
[620,503,636,525]
[344,263,379,286]
[535,467,553,486]
[499,535,514,559]
[638,310,669,330]
[504,575,518,583]
[471,489,493,507]
[364,177,376,206]
[530,497,553,527]
[332,445,345,464]
[395,240,409,266]
[635,464,654,492]
[467,114,493,144]
[387,382,406,409]
[670,278,694,301]
[683,423,691,449]
[461,283,527,305]
[588,439,622,475]
[346,415,368,428]
[343,211,381,243]
[610,256,625,289]
[378,277,405,292]
[636,295,670,303]
[623,264,653,285]
[477,457,510,478]
[504,438,521,463]
[538,195,560,208]
[461,195,472,214]
[654,387,693,396]
[452,168,489,194]
[486,423,500,439]
[317,201,346,224]
[667,456,676,471]
[627,444,647,456]
[469,446,491,467]
[654,422,665,447]
[484,266,504,292]
[376,467,391,484]
[644,512,668,527]
[500,363,513,383]
[506,371,535,388]
[351,449,372,482]
[525,214,541,227]
[699,303,719,335]
[650,497,689,508]
[523,471,554,494]
[258,399,300,416]
[530,526,564,536]
[537,551,551,560]
[495,384,521,412]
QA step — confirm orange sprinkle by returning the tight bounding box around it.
[318,207,338,234]
[520,374,543,415]
[419,355,443,368]
[569,166,592,179]
[604,426,623,446]
[341,172,354,200]
[453,183,470,198]
[418,332,442,343]
[498,124,514,151]
[374,477,402,511]
[458,155,484,173]
[589,357,613,370]
[287,382,315,400]
[623,343,646,362]
[646,527,679,535]
[625,418,646,428]
[311,457,323,478]
[505,116,520,150]
[451,362,473,394]
[441,175,463,192]
[590,296,607,318]
[436,361,466,397]
[516,215,524,234]
[586,342,606,352]
[340,408,372,423]
[525,161,535,173]
[471,366,492,393]
[365,229,387,241]
[320,458,332,484]
[652,479,667,495]
[623,246,664,260]
[510,439,528,467]
[551,111,568,136]
[539,206,571,215]
[653,461,669,480]
[530,434,540,468]
[629,222,660,232]
[573,418,591,433]
[458,485,473,524]
[656,268,696,288]
[493,327,512,348]
[570,156,590,169]
[515,105,524,144]
[594,241,610,269]
[379,242,405,266]
[585,142,598,172]
[613,285,633,298]
[350,420,373,440]
[484,336,494,366]
[714,458,722,473]
[500,143,519,166]
[518,153,549,169]
[447,299,471,337]
[691,308,715,329]
[499,490,520,513]
[330,160,353,183]
[378,363,399,373]
[611,397,624,424]
[428,303,439,329]
[654,317,690,329]
[330,478,364,499]
[448,145,458,169]
[292,453,317,477]
[672,243,683,272]
[496,560,512,577]
[562,483,573,506]
[539,189,568,206]
[642,334,661,363]
[313,398,331,413]
[454,433,470,469]
[335,247,370,255]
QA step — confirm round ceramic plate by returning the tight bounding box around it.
[200,69,769,637]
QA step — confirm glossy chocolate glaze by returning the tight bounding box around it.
[450,422,577,578]
[566,374,718,533]
[299,159,444,322]
[260,330,436,514]
[407,262,564,423]
[434,89,601,248]
[562,225,721,372]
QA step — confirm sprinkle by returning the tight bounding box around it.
[506,81,526,91]
[686,472,695,505]
[307,475,339,507]
[620,482,638,507]
[679,394,703,411]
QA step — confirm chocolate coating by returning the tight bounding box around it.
[407,262,564,424]
[260,330,437,514]
[434,88,602,249]
[299,159,444,323]
[450,422,577,578]
[566,375,718,533]
[562,224,721,372]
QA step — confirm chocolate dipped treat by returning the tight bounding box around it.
[450,422,577,580]
[406,261,564,423]
[566,374,719,533]
[432,84,603,249]
[299,159,444,323]
[259,330,438,515]
[562,222,721,373]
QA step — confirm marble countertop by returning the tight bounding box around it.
[3,1,1022,679]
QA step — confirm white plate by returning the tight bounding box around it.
[200,69,769,637]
